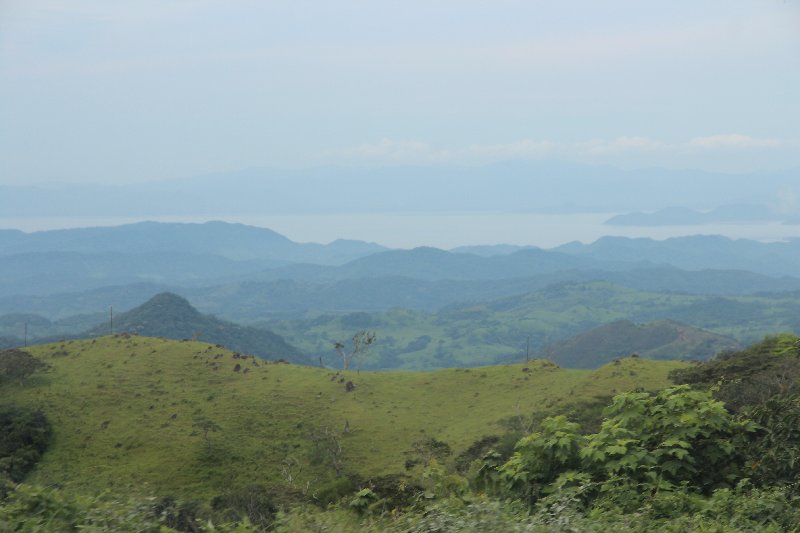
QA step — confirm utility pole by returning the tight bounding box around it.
[110,306,113,335]
[526,335,530,363]
[24,322,27,348]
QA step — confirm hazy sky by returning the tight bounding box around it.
[1,1,799,185]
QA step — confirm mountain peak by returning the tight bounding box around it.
[140,291,195,309]
[86,292,306,363]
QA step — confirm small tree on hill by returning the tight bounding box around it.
[308,425,345,477]
[193,418,222,454]
[333,331,376,371]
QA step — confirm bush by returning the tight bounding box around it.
[488,386,757,509]
[0,406,52,483]
[0,349,48,385]
[211,484,277,531]
[153,495,202,532]
[740,393,800,487]
[312,476,357,507]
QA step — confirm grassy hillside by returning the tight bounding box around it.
[4,336,685,504]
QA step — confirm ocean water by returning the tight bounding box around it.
[1,212,799,249]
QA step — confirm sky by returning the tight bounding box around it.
[1,0,799,186]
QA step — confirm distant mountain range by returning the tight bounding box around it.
[0,220,385,263]
[3,222,800,323]
[4,222,800,303]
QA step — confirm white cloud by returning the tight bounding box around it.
[578,136,667,156]
[689,134,786,150]
[465,140,556,159]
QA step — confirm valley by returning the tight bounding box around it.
[2,221,800,530]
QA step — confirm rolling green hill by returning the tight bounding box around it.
[268,281,800,370]
[4,336,684,505]
[83,292,307,364]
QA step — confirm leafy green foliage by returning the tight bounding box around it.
[496,416,582,503]
[405,437,452,471]
[348,488,378,514]
[740,393,800,486]
[0,406,52,483]
[582,386,755,494]
[491,386,756,510]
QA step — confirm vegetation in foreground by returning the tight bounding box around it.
[1,334,800,530]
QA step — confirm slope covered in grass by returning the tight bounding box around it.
[4,336,684,505]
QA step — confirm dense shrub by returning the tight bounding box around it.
[211,484,277,531]
[488,386,756,511]
[0,406,52,483]
[740,393,800,487]
[0,349,48,385]
[311,476,357,506]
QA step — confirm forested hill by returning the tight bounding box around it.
[539,319,741,368]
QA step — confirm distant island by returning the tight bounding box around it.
[605,204,799,226]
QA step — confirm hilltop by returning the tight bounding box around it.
[4,335,684,505]
[83,292,306,364]
[539,319,740,368]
